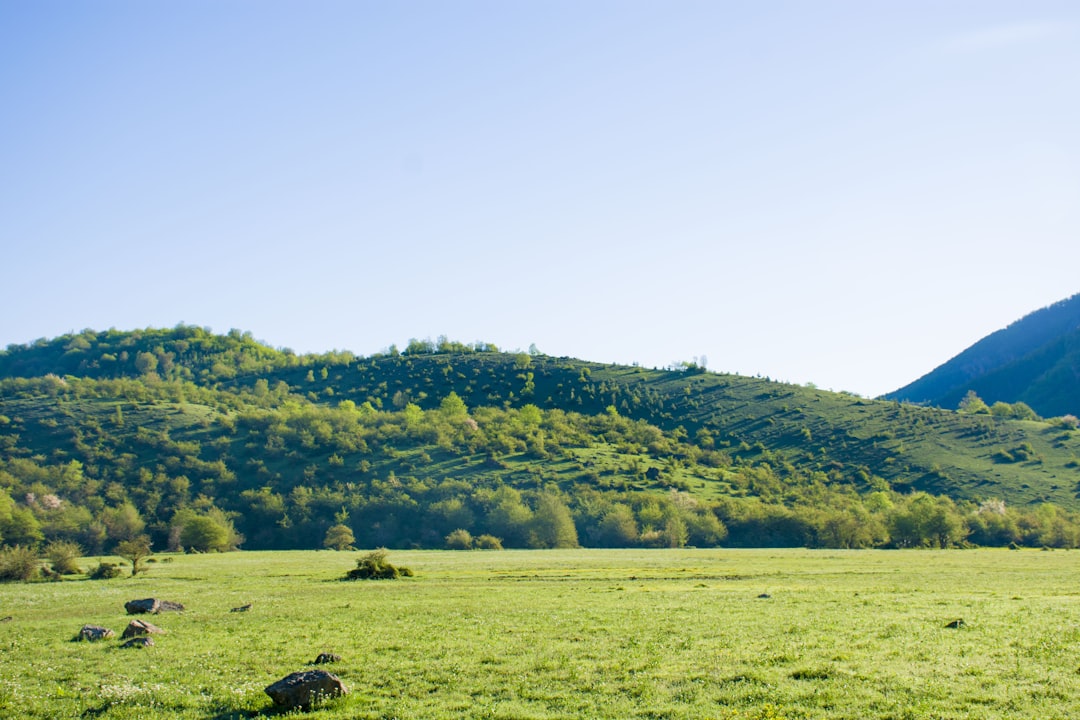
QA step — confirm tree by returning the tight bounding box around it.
[116,536,153,577]
[593,504,639,547]
[102,502,146,545]
[323,524,356,551]
[529,494,579,548]
[176,508,242,552]
[958,391,990,415]
[439,391,468,417]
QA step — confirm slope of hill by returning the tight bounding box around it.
[2,327,1080,555]
[885,293,1080,417]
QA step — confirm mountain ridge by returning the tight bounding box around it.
[884,293,1080,417]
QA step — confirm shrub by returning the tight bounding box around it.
[474,534,504,550]
[445,529,474,550]
[323,524,356,551]
[88,562,123,580]
[45,541,83,575]
[344,548,412,580]
[0,545,41,582]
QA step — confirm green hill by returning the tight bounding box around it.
[3,326,1080,556]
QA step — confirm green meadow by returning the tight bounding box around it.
[2,549,1080,719]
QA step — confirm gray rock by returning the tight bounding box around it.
[265,669,347,710]
[125,598,184,615]
[76,625,115,642]
[122,619,165,639]
[312,652,341,665]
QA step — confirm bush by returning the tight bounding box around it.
[45,541,83,575]
[474,534,504,550]
[344,548,412,580]
[88,562,123,580]
[445,529,474,550]
[0,545,41,582]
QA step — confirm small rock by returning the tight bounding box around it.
[757,593,771,599]
[76,625,115,642]
[122,619,165,639]
[265,669,347,710]
[944,618,965,629]
[120,636,155,649]
[230,603,253,613]
[312,653,342,665]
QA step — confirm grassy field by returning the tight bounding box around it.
[2,548,1080,719]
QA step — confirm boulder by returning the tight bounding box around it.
[265,669,347,710]
[122,619,165,639]
[76,625,115,642]
[125,598,184,615]
[120,636,155,649]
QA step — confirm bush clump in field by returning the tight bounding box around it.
[46,541,83,575]
[445,528,474,549]
[474,534,504,550]
[88,562,123,580]
[344,549,412,580]
[0,545,41,582]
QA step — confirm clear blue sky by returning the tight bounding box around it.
[2,1,1078,398]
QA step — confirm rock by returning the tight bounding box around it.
[945,618,965,629]
[120,636,155,649]
[125,598,184,615]
[230,603,253,613]
[76,625,115,642]
[121,619,165,639]
[0,616,12,623]
[757,593,771,599]
[265,669,347,710]
[312,652,342,665]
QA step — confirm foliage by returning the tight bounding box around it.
[2,327,1080,554]
[175,509,242,552]
[323,524,355,551]
[0,544,40,582]
[344,548,412,580]
[444,528,474,549]
[44,540,82,575]
[115,536,153,576]
[88,561,123,579]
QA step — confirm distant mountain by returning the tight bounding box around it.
[884,293,1080,417]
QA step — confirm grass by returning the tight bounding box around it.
[3,548,1080,718]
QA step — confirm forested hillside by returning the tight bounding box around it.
[886,293,1080,417]
[3,326,1080,559]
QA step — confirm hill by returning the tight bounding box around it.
[885,293,1080,417]
[2,326,1080,556]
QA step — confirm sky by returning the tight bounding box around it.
[2,1,1078,398]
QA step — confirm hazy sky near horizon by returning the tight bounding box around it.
[2,1,1078,398]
